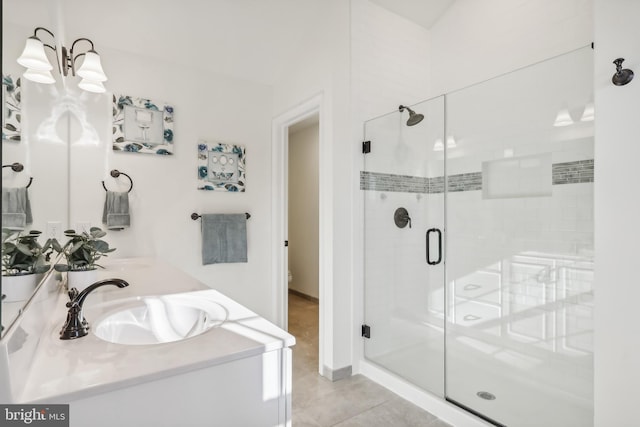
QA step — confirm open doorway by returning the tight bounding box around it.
[287,115,320,380]
[287,116,320,302]
[272,93,328,379]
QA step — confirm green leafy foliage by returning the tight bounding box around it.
[1,229,52,276]
[53,227,116,272]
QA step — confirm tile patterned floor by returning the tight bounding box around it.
[289,292,453,427]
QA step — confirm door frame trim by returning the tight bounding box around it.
[272,93,328,374]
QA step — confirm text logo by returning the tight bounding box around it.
[1,405,69,426]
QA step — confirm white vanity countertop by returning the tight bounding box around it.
[19,258,295,404]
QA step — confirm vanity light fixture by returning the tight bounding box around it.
[17,27,108,93]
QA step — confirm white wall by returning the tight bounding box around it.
[429,0,593,96]
[351,0,431,123]
[593,0,640,425]
[288,123,320,299]
[273,0,353,373]
[63,44,276,319]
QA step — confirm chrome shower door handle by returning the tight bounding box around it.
[426,228,442,265]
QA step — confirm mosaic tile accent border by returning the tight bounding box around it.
[360,171,428,193]
[361,159,593,193]
[430,176,444,194]
[360,171,482,193]
[445,172,482,193]
[552,160,594,185]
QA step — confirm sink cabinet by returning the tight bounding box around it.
[68,348,292,427]
[0,258,294,427]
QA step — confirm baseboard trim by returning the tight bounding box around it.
[288,288,319,303]
[323,365,352,382]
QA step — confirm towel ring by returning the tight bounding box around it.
[102,169,133,193]
[2,162,33,188]
[191,212,251,220]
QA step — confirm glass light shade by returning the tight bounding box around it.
[433,139,444,152]
[580,102,595,122]
[446,136,457,148]
[23,68,55,84]
[78,78,106,93]
[76,50,107,82]
[17,37,53,71]
[553,108,574,127]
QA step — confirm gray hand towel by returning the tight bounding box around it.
[201,214,247,265]
[2,187,33,230]
[102,191,130,230]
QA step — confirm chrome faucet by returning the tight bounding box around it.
[60,278,129,340]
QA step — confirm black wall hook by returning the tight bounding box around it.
[102,169,133,193]
[2,162,33,188]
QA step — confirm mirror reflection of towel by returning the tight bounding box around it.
[1,187,32,230]
[102,191,130,230]
[201,214,247,265]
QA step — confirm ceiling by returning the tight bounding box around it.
[5,0,455,86]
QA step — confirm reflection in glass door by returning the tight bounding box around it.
[444,46,594,427]
[362,97,445,396]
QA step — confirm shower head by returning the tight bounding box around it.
[399,105,424,126]
[612,58,634,86]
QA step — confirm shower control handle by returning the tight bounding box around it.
[426,228,442,265]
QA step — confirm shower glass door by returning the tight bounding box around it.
[362,96,445,396]
[444,46,594,427]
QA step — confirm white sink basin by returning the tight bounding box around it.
[94,294,228,345]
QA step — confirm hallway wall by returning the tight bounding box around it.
[288,122,320,299]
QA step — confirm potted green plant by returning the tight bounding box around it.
[54,227,116,291]
[1,229,52,302]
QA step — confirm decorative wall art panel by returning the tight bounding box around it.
[197,141,246,192]
[2,75,21,142]
[112,95,174,155]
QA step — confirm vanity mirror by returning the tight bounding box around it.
[1,0,70,337]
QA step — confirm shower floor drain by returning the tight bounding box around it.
[477,391,496,400]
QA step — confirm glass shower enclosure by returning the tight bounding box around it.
[362,46,594,427]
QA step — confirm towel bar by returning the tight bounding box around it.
[191,212,251,220]
[102,169,133,193]
[2,162,33,188]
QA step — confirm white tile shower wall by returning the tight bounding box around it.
[362,98,444,179]
[65,46,275,320]
[429,0,593,97]
[446,183,594,282]
[363,190,443,357]
[351,0,431,123]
